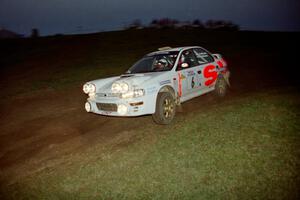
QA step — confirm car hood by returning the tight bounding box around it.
[96,72,167,93]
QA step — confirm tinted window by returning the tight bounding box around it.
[127,51,179,74]
[177,50,198,70]
[193,48,214,64]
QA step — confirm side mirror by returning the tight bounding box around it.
[181,63,189,68]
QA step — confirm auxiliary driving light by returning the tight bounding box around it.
[117,104,128,115]
[85,102,91,112]
[83,83,96,94]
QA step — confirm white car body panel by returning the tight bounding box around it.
[83,46,230,117]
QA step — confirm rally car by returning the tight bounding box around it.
[83,46,230,124]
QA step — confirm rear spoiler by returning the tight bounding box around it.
[158,46,172,51]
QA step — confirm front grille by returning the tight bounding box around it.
[96,103,117,112]
[97,93,120,98]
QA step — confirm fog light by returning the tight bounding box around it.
[117,104,128,115]
[85,102,91,112]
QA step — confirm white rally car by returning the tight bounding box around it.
[83,46,230,124]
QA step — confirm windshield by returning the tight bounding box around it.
[126,51,179,74]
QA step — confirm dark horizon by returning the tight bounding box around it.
[1,0,300,36]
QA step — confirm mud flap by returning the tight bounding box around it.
[222,71,230,87]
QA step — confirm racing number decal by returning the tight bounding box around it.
[203,65,217,86]
[191,77,195,88]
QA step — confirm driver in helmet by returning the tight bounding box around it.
[154,58,168,71]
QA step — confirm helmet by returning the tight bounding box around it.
[157,58,168,67]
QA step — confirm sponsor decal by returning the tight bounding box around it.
[217,60,224,68]
[217,59,228,74]
[203,65,218,86]
[178,72,182,97]
[180,74,186,80]
[187,70,195,76]
[159,80,171,85]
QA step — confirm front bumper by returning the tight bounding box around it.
[85,95,154,117]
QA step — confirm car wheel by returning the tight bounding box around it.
[152,92,176,125]
[214,76,227,97]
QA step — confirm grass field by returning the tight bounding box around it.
[2,87,299,200]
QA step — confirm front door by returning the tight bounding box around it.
[176,49,202,100]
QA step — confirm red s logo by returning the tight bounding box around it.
[203,65,217,86]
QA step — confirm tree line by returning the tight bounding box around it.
[127,18,239,31]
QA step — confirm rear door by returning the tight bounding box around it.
[192,48,218,91]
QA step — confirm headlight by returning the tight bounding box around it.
[134,89,145,97]
[120,82,129,93]
[83,83,96,94]
[111,82,129,93]
[121,89,145,99]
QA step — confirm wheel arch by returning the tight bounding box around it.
[152,86,177,125]
[158,85,176,99]
[152,85,177,113]
[217,72,230,87]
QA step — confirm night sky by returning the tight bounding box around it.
[1,0,300,36]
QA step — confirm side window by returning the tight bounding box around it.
[193,48,214,64]
[177,50,198,70]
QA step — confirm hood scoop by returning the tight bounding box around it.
[120,74,145,78]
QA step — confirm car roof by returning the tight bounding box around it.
[147,46,200,56]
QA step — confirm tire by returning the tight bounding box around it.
[152,92,176,125]
[214,75,228,97]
